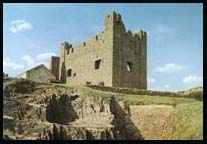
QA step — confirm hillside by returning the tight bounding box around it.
[3,78,203,140]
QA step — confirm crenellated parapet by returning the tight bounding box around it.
[61,41,73,56]
[104,11,126,34]
[133,30,147,41]
[105,11,122,24]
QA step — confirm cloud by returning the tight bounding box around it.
[147,77,156,83]
[9,20,32,33]
[21,53,54,70]
[155,63,184,73]
[21,55,35,68]
[3,57,24,70]
[183,75,203,87]
[155,24,174,33]
[37,52,57,61]
[163,84,170,89]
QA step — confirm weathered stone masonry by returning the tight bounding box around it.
[50,11,147,89]
[50,56,60,81]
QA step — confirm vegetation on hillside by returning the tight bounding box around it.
[178,87,203,101]
[55,83,203,140]
[167,102,203,140]
[78,86,197,105]
[3,79,202,140]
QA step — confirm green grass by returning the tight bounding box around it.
[50,84,198,105]
[167,101,203,140]
[72,86,198,105]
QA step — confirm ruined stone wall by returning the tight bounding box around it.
[27,65,55,83]
[87,85,180,97]
[50,56,60,80]
[111,12,147,89]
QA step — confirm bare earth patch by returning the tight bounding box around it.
[129,104,175,140]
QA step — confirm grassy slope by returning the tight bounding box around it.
[51,83,203,140]
[75,86,197,105]
[168,101,203,140]
[178,87,203,100]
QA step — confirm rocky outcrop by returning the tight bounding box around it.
[38,124,69,140]
[46,94,79,124]
[3,79,202,140]
[3,115,15,131]
[3,79,36,95]
[38,123,115,140]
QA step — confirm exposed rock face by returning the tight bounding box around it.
[108,96,176,140]
[46,94,78,124]
[38,124,69,140]
[33,93,116,140]
[3,116,15,131]
[38,123,115,140]
[3,91,176,140]
[109,96,143,140]
[3,79,36,95]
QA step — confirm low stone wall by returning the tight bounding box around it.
[87,85,180,97]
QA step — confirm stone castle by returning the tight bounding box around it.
[50,11,147,89]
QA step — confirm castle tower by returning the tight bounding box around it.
[50,56,60,80]
[52,11,147,89]
[59,41,72,83]
[106,11,147,89]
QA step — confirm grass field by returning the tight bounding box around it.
[167,101,203,140]
[75,86,198,106]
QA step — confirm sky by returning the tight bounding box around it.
[3,3,203,91]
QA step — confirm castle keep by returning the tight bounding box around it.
[50,11,147,89]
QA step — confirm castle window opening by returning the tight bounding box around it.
[126,62,133,72]
[67,49,70,55]
[95,59,101,70]
[73,72,76,77]
[71,48,74,53]
[96,35,98,41]
[67,69,72,77]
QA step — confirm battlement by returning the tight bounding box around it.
[105,11,122,24]
[134,30,147,40]
[61,41,72,47]
[104,11,126,33]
